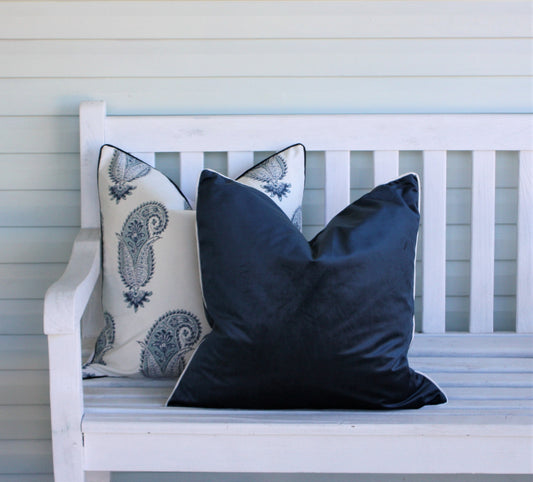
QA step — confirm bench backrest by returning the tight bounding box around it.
[79,101,533,335]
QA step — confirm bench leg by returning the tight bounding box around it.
[48,333,85,482]
[86,471,111,482]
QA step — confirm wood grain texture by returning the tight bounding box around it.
[324,151,350,223]
[373,150,399,186]
[105,114,533,152]
[470,151,496,332]
[421,151,447,333]
[79,101,105,228]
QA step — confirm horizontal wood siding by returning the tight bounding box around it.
[0,0,530,479]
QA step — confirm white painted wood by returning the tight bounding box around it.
[47,331,85,482]
[105,115,533,153]
[79,101,105,229]
[179,152,204,208]
[422,151,447,333]
[324,151,350,223]
[470,151,496,333]
[1,1,530,39]
[516,150,533,332]
[373,150,399,186]
[3,114,531,154]
[43,232,102,481]
[410,333,533,357]
[3,39,529,78]
[82,429,532,474]
[227,151,254,179]
[43,228,100,335]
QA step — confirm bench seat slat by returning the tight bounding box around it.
[83,385,533,402]
[408,333,533,357]
[411,356,533,372]
[83,412,533,431]
[84,398,533,411]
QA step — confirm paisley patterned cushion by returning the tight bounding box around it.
[83,144,305,378]
[167,171,447,408]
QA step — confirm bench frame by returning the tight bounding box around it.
[44,101,533,481]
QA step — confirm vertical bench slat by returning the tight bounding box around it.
[325,150,350,223]
[227,151,254,179]
[422,151,447,333]
[517,150,533,333]
[373,150,399,186]
[179,152,204,208]
[132,152,155,167]
[470,150,496,333]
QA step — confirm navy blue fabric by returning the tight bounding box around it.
[167,171,446,409]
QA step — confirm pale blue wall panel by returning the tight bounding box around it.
[0,77,531,116]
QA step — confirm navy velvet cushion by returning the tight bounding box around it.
[167,170,447,409]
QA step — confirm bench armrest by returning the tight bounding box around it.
[44,228,101,335]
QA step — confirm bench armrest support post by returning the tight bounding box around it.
[44,228,101,335]
[44,227,101,481]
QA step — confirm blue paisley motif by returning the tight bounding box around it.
[108,149,151,202]
[244,154,291,201]
[90,312,115,365]
[291,206,303,231]
[139,310,202,378]
[117,202,168,311]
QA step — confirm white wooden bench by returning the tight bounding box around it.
[44,101,533,481]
